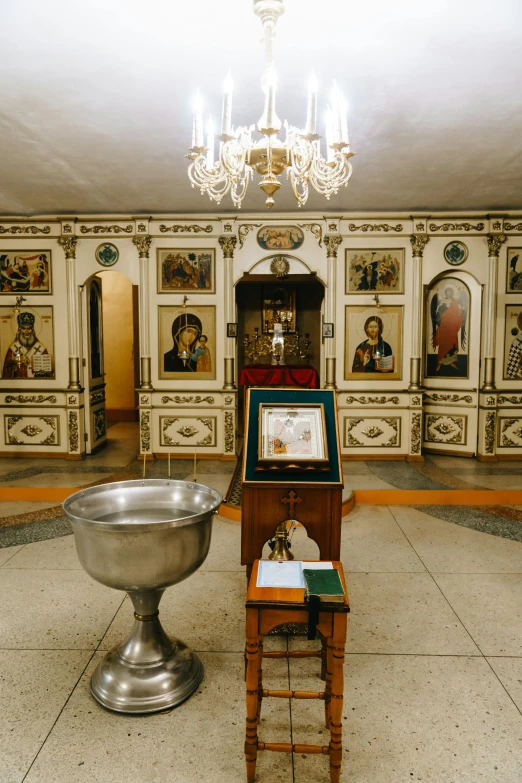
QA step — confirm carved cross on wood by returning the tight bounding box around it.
[281,490,302,518]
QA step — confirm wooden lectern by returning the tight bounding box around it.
[241,387,344,577]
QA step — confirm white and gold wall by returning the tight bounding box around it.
[0,213,521,461]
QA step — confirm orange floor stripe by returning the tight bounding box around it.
[0,487,518,514]
[353,489,521,506]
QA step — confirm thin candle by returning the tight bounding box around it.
[143,451,146,478]
[221,71,233,136]
[193,450,197,482]
[168,452,171,479]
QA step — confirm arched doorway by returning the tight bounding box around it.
[82,270,139,454]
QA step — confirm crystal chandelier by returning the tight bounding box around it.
[187,0,354,209]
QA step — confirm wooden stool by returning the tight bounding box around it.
[245,560,349,783]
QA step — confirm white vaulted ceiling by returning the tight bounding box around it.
[0,0,521,216]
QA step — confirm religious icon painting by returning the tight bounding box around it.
[425,277,470,379]
[0,250,52,294]
[503,305,522,379]
[158,305,216,380]
[0,305,55,380]
[345,249,404,293]
[157,249,215,293]
[257,226,304,251]
[258,403,328,464]
[344,305,403,381]
[506,248,522,292]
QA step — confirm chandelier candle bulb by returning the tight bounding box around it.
[325,108,334,162]
[193,91,204,147]
[340,97,349,147]
[331,82,342,144]
[305,71,318,135]
[221,71,233,136]
[206,116,215,169]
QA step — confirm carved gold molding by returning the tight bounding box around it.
[298,222,323,247]
[58,235,78,258]
[161,395,215,404]
[140,410,151,452]
[224,411,235,452]
[410,412,422,454]
[68,410,79,452]
[498,395,522,404]
[324,234,342,258]
[0,225,51,234]
[133,235,152,258]
[159,224,213,233]
[346,396,400,405]
[90,390,105,405]
[219,235,237,258]
[429,222,484,232]
[238,223,262,249]
[484,411,495,453]
[424,393,473,404]
[348,223,403,233]
[80,225,132,234]
[486,233,507,257]
[504,222,522,231]
[5,395,57,404]
[410,234,429,256]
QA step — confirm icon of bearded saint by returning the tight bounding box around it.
[2,312,51,379]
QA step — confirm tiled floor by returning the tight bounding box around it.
[0,503,521,782]
[0,425,522,782]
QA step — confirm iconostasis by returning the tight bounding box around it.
[0,215,520,462]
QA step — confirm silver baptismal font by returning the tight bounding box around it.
[63,479,222,713]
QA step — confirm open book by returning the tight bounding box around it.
[375,354,394,371]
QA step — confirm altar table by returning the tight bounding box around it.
[239,364,320,388]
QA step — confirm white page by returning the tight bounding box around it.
[257,560,304,588]
[302,562,334,570]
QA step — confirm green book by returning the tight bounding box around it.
[302,568,345,603]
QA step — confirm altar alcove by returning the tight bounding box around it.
[235,272,325,425]
[236,273,325,375]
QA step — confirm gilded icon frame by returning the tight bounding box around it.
[258,402,329,464]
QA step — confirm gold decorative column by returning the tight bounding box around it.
[133,235,153,390]
[482,233,506,391]
[408,234,429,391]
[58,235,81,391]
[324,234,342,390]
[219,235,237,390]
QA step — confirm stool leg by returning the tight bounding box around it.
[324,637,332,729]
[257,639,263,722]
[329,614,347,783]
[320,634,327,681]
[245,609,261,782]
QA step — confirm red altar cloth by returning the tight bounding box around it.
[239,364,320,389]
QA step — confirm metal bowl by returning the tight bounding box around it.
[64,478,222,592]
[63,479,222,713]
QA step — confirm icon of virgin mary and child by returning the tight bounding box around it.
[163,313,211,373]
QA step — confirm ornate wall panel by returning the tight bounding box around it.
[91,406,107,444]
[425,414,467,445]
[343,416,401,449]
[498,416,522,448]
[160,416,217,448]
[5,414,60,446]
